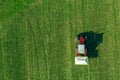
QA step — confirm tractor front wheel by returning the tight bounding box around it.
[75,36,78,43]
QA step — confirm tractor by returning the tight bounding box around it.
[75,34,88,65]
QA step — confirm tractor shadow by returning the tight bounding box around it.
[77,31,103,58]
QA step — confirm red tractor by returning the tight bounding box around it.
[75,35,88,65]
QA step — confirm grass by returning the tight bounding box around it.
[0,0,120,80]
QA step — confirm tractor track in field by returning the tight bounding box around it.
[26,17,41,80]
[111,0,119,79]
[0,25,5,80]
[20,8,42,79]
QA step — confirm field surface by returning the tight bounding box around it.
[0,0,120,80]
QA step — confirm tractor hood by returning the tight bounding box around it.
[75,57,88,65]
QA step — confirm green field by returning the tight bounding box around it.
[0,0,120,80]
